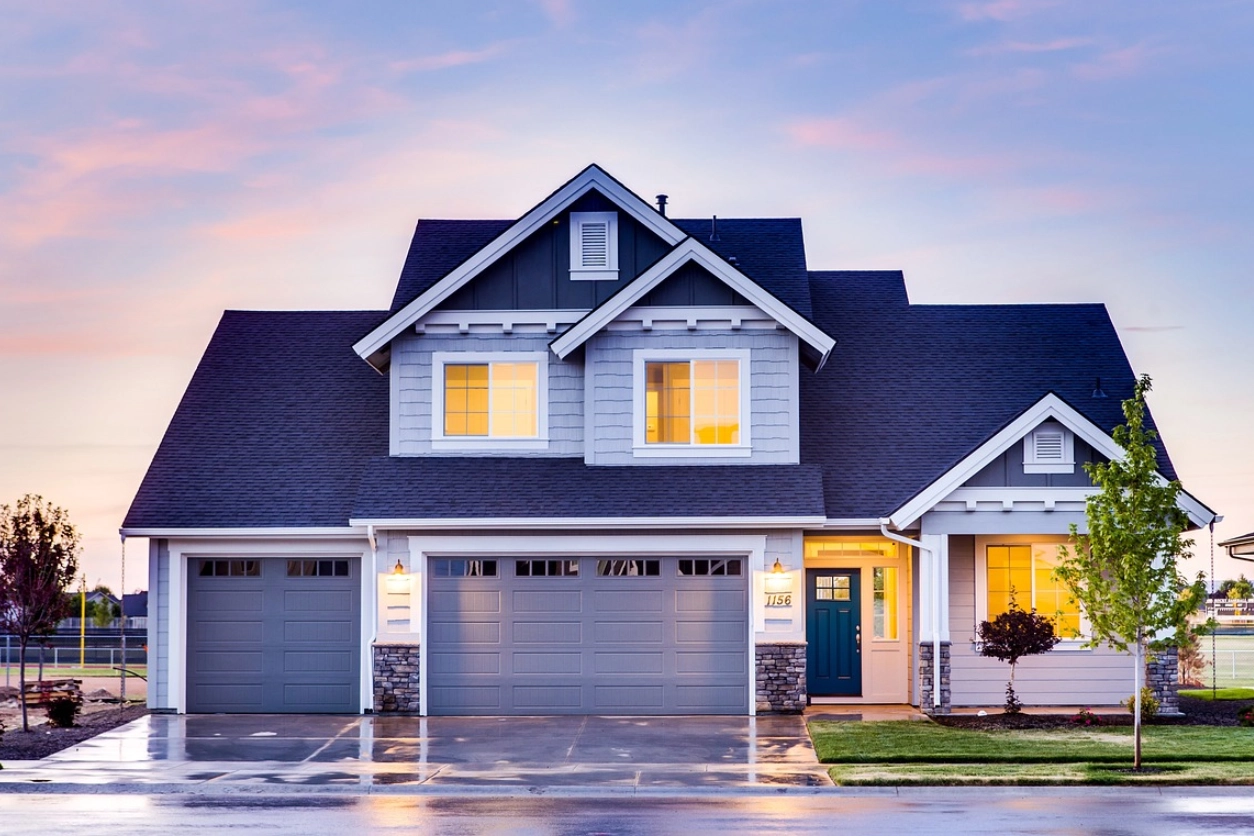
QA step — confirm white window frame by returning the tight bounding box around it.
[973,535,1088,648]
[1023,422,1075,474]
[569,211,619,281]
[431,351,549,450]
[631,348,752,458]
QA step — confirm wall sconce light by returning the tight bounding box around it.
[764,558,792,595]
[771,558,785,575]
[392,558,406,575]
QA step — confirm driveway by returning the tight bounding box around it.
[0,713,829,793]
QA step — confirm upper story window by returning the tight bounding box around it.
[632,349,751,457]
[431,352,549,450]
[1024,421,1074,474]
[570,212,618,281]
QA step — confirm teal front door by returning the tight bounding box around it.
[806,569,862,696]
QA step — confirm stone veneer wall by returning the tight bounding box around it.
[919,641,952,715]
[373,643,420,713]
[755,641,806,713]
[1146,647,1180,716]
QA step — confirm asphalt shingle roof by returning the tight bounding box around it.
[352,458,825,520]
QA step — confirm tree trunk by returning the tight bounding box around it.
[1134,637,1143,770]
[17,639,29,733]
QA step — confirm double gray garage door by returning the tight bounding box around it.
[428,556,749,715]
[186,557,360,713]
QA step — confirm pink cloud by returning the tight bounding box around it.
[785,117,1017,178]
[957,0,1058,22]
[535,0,576,28]
[967,37,1094,56]
[1072,43,1156,80]
[389,43,510,73]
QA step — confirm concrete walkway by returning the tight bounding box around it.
[0,713,831,794]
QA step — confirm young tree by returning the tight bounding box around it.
[0,495,80,732]
[1228,575,1254,601]
[977,595,1061,713]
[1055,375,1206,770]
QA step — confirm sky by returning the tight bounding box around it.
[1,0,1252,593]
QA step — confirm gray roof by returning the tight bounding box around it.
[352,458,825,520]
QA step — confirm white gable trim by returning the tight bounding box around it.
[887,392,1215,530]
[549,238,836,362]
[353,165,685,368]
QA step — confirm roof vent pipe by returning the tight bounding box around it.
[1092,376,1107,399]
[656,194,668,216]
[710,215,720,242]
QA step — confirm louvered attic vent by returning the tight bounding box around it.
[570,211,618,280]
[1024,422,1075,474]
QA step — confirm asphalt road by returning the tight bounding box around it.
[2,790,1254,835]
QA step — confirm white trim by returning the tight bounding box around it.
[631,347,752,456]
[888,392,1215,530]
[608,305,777,333]
[355,516,825,530]
[550,238,836,362]
[415,309,586,336]
[430,351,549,449]
[354,165,685,367]
[820,518,891,530]
[121,527,363,538]
[569,211,619,280]
[407,532,767,717]
[937,487,1097,514]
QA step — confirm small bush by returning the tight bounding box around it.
[1123,688,1159,721]
[1238,706,1254,728]
[46,696,81,728]
[1070,707,1105,726]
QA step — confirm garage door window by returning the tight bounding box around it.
[432,558,498,577]
[198,560,260,577]
[516,559,579,577]
[287,560,350,577]
[596,558,660,577]
[678,558,741,576]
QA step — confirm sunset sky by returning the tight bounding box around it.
[2,1,1252,593]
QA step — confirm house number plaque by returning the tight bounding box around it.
[764,592,792,607]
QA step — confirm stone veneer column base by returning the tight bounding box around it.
[755,641,807,713]
[1147,647,1181,716]
[373,643,420,713]
[919,641,952,715]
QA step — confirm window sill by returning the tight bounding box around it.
[1024,462,1076,474]
[1053,639,1091,651]
[570,269,619,281]
[632,445,753,458]
[431,437,550,452]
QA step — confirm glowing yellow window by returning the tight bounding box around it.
[645,359,739,445]
[986,544,1082,638]
[444,362,537,438]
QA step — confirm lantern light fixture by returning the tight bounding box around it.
[392,559,406,575]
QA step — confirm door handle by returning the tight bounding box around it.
[856,625,861,652]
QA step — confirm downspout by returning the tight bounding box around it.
[880,520,940,708]
[366,525,378,713]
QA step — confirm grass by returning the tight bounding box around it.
[809,720,1254,765]
[0,665,147,680]
[828,761,1254,786]
[1180,687,1254,701]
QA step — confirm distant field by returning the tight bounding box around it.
[0,665,147,681]
[1197,633,1254,688]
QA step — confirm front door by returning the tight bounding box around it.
[806,569,861,697]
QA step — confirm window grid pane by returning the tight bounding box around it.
[873,567,898,640]
[444,361,538,439]
[987,545,1031,617]
[444,364,489,437]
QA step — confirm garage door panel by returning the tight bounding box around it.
[512,590,581,613]
[513,652,581,674]
[187,557,360,714]
[429,555,748,715]
[429,590,500,614]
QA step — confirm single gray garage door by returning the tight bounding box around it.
[427,556,748,715]
[186,557,361,713]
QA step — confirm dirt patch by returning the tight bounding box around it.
[936,696,1254,731]
[0,704,148,761]
[1177,694,1254,727]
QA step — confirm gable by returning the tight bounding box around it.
[638,261,750,307]
[435,190,674,312]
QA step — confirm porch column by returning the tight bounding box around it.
[918,534,951,714]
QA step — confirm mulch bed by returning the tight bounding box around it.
[935,695,1254,730]
[0,705,148,761]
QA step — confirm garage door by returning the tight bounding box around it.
[427,556,748,715]
[186,557,361,713]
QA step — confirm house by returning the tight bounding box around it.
[122,164,1216,716]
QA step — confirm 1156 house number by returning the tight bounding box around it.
[764,593,792,607]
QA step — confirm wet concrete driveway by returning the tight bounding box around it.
[0,714,830,793]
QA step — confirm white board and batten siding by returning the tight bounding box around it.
[148,538,172,710]
[391,332,585,456]
[946,534,1134,707]
[584,329,800,466]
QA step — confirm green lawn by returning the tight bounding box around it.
[1180,687,1254,701]
[0,665,147,680]
[810,720,1254,764]
[829,761,1254,786]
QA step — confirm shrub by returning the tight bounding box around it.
[1239,706,1254,728]
[1070,707,1105,726]
[1123,687,1159,721]
[45,695,81,728]
[977,595,1061,714]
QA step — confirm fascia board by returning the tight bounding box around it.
[550,238,836,360]
[120,527,364,538]
[888,392,1215,530]
[353,166,685,363]
[350,515,826,530]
